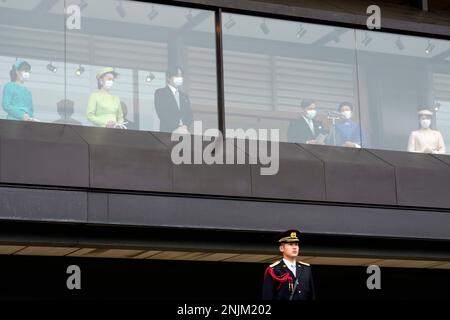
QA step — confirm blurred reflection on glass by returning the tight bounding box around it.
[222,13,359,142]
[0,0,65,123]
[355,30,450,153]
[87,67,126,129]
[287,99,327,144]
[53,99,82,125]
[65,0,217,133]
[408,109,446,154]
[2,59,36,121]
[121,101,138,130]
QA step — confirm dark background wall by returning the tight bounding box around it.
[0,255,449,300]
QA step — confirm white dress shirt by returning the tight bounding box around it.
[302,116,315,136]
[168,84,183,126]
[283,258,297,277]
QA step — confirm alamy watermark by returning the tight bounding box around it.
[66,5,81,30]
[170,121,280,176]
[66,265,81,290]
[366,5,381,30]
[366,265,381,290]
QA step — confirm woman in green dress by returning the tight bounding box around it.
[86,67,126,129]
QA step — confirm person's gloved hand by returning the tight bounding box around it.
[115,123,128,130]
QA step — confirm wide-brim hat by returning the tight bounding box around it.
[96,67,119,80]
[418,109,433,117]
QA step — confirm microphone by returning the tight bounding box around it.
[327,110,342,120]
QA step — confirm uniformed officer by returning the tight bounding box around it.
[262,229,316,300]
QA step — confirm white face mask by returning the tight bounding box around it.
[103,80,114,89]
[341,110,352,120]
[173,77,184,87]
[420,119,431,129]
[306,109,317,119]
[21,71,30,80]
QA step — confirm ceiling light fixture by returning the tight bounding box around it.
[145,72,155,83]
[296,24,307,39]
[186,9,194,22]
[147,5,159,21]
[395,36,405,51]
[361,32,373,47]
[116,0,126,18]
[79,0,88,11]
[75,64,85,76]
[225,14,236,30]
[46,62,57,73]
[425,40,435,54]
[260,19,270,35]
[434,102,441,112]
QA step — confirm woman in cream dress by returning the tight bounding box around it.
[407,109,446,154]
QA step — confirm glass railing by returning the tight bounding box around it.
[1,0,218,134]
[222,12,449,154]
[0,0,448,155]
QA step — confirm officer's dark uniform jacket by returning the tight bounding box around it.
[262,260,316,300]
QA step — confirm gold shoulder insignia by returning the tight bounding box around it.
[298,261,310,266]
[270,260,281,268]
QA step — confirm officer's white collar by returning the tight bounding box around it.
[283,258,297,268]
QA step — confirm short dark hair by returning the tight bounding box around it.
[300,99,316,109]
[338,102,353,112]
[10,61,31,82]
[166,65,183,79]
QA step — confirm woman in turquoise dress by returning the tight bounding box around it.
[2,59,36,121]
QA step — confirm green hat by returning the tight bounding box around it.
[96,67,119,79]
[277,229,301,243]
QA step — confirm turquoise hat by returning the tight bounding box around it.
[14,59,31,70]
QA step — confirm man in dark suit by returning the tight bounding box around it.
[154,66,193,133]
[287,99,326,144]
[262,229,316,300]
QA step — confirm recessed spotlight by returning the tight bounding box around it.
[46,62,57,73]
